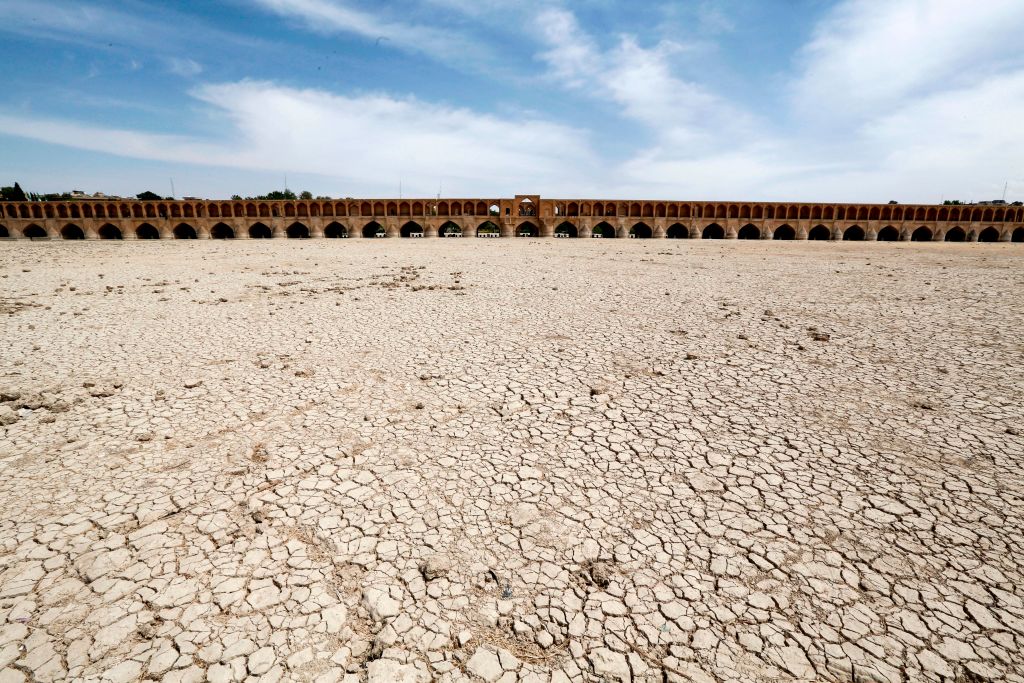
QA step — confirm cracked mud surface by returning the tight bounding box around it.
[1,240,1022,683]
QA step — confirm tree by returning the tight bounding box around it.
[0,182,27,201]
[231,194,243,200]
[256,189,297,200]
[137,190,163,200]
[299,190,313,200]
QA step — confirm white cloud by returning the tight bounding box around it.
[535,8,756,154]
[0,80,595,197]
[167,58,203,77]
[792,0,1024,121]
[251,0,490,66]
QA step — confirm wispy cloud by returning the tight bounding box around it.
[791,0,1024,122]
[0,80,596,197]
[166,57,203,78]
[250,0,493,67]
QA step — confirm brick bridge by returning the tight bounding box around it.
[2,194,1022,242]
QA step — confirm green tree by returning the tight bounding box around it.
[299,190,313,200]
[0,182,27,201]
[137,190,163,200]
[257,189,297,200]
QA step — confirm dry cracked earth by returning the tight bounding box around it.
[0,240,1022,683]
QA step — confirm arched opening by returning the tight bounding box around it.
[440,221,463,237]
[136,224,160,240]
[666,223,689,239]
[592,222,615,238]
[363,221,385,238]
[944,227,966,242]
[400,221,424,238]
[702,223,724,239]
[0,225,7,238]
[808,225,830,241]
[24,225,47,239]
[911,226,933,242]
[1012,227,1024,243]
[286,222,309,239]
[516,221,538,237]
[61,224,85,240]
[98,224,123,240]
[477,221,500,237]
[629,222,652,239]
[843,226,864,241]
[554,222,577,238]
[174,223,197,239]
[877,226,899,241]
[210,223,235,239]
[249,223,272,239]
[324,222,347,238]
[978,227,1000,243]
[737,224,760,240]
[773,225,796,240]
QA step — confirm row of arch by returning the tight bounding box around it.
[4,200,1023,223]
[6,221,1023,243]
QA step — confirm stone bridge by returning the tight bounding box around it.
[2,194,1022,242]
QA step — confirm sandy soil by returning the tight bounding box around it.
[1,240,1022,683]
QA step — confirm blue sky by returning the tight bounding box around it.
[1,0,1023,202]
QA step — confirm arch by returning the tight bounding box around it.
[592,221,616,238]
[476,201,487,216]
[911,226,933,242]
[61,224,85,240]
[488,203,499,216]
[843,225,865,241]
[1012,227,1024,243]
[773,224,795,240]
[702,223,724,239]
[568,202,580,217]
[630,222,652,239]
[136,224,160,240]
[324,222,347,238]
[799,206,810,220]
[877,226,899,241]
[978,227,1000,242]
[363,221,385,238]
[554,221,578,237]
[246,203,257,218]
[98,224,123,240]
[807,225,830,241]
[0,225,7,238]
[400,221,424,238]
[173,223,197,239]
[24,225,47,239]
[286,222,310,239]
[297,203,309,218]
[399,202,411,216]
[516,221,538,237]
[360,202,372,216]
[666,223,689,239]
[477,220,500,237]
[450,201,462,216]
[387,202,398,216]
[185,204,196,218]
[440,220,463,237]
[737,224,760,240]
[258,204,271,218]
[210,223,235,239]
[944,226,966,242]
[249,222,272,239]
[284,203,296,218]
